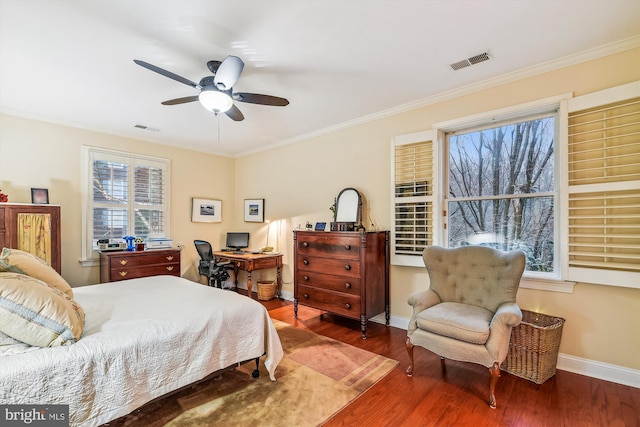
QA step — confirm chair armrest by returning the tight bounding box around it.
[486,302,523,362]
[407,289,441,333]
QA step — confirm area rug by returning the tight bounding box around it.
[117,320,398,427]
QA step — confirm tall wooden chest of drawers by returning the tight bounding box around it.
[293,230,389,338]
[100,248,181,283]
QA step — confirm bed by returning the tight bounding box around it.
[0,275,284,427]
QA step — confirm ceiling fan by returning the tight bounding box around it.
[133,55,289,121]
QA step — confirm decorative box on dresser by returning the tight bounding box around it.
[293,230,389,339]
[100,248,181,283]
[0,203,62,274]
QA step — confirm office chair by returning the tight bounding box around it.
[194,240,233,289]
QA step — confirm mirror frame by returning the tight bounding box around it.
[334,187,363,228]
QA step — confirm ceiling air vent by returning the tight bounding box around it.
[449,51,492,71]
[134,124,160,132]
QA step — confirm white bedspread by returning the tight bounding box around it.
[0,275,283,427]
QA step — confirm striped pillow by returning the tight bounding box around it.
[0,272,84,347]
[0,247,73,297]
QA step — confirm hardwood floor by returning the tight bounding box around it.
[111,292,639,426]
[263,297,640,427]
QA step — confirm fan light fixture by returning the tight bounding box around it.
[199,90,233,113]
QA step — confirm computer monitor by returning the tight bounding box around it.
[225,232,250,250]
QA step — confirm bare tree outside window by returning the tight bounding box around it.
[447,116,555,272]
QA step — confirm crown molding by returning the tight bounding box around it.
[237,36,640,158]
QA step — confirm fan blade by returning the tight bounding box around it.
[234,92,289,106]
[161,96,199,105]
[225,104,245,121]
[213,56,244,90]
[134,60,200,89]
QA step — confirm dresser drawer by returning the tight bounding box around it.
[297,285,361,319]
[109,263,180,281]
[296,256,360,277]
[296,233,360,259]
[296,271,361,294]
[108,251,179,268]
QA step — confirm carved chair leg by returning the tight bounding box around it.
[488,361,500,409]
[405,337,414,377]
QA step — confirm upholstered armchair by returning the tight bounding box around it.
[406,245,526,408]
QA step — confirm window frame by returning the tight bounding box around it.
[392,84,640,290]
[443,110,560,280]
[391,94,576,292]
[81,146,171,265]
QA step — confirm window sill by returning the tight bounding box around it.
[520,277,575,293]
[80,258,100,268]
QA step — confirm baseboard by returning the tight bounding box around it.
[556,353,640,388]
[369,314,640,389]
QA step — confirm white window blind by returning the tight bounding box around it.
[83,147,170,261]
[391,131,436,267]
[567,84,640,288]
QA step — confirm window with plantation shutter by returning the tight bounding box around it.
[566,82,640,288]
[391,130,437,267]
[82,147,170,261]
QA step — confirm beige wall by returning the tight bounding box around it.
[1,48,638,370]
[0,114,236,286]
[236,48,640,370]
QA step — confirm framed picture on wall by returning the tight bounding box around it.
[31,188,49,204]
[244,199,264,222]
[191,198,222,223]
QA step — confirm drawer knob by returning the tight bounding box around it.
[119,271,127,277]
[120,259,128,266]
[303,294,309,299]
[345,244,351,250]
[344,265,351,271]
[345,282,352,289]
[345,303,351,309]
[166,266,174,271]
[303,259,309,265]
[302,242,309,248]
[303,275,309,281]
[166,256,174,261]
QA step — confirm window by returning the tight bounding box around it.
[82,147,170,261]
[391,82,639,289]
[446,114,557,275]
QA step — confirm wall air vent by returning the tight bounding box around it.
[449,50,492,71]
[134,124,160,132]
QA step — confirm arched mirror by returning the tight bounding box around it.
[333,187,363,230]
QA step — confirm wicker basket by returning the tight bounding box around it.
[257,280,277,301]
[500,309,565,384]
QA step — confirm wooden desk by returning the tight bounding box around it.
[214,251,283,299]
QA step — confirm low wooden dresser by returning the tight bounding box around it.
[293,230,389,338]
[100,248,181,283]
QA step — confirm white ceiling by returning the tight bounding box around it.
[1,1,638,158]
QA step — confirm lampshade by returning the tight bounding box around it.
[199,90,233,113]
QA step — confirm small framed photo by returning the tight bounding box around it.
[191,198,222,223]
[244,199,264,222]
[314,222,326,231]
[31,188,49,204]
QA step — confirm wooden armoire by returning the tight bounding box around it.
[0,203,62,274]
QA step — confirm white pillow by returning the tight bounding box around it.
[0,272,85,347]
